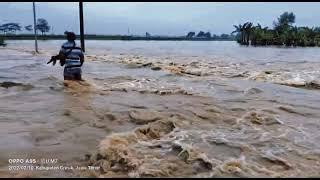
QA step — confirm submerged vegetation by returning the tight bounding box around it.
[233,12,320,47]
[0,36,5,46]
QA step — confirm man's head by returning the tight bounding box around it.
[64,31,76,41]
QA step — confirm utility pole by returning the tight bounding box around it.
[32,2,38,53]
[79,2,85,52]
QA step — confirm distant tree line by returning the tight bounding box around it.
[186,31,234,40]
[143,31,234,40]
[0,18,50,36]
[232,12,320,47]
[0,18,50,45]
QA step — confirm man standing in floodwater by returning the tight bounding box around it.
[48,31,84,81]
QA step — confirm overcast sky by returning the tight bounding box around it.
[0,2,319,36]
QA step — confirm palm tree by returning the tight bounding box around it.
[250,24,262,46]
[243,22,253,45]
[249,23,271,46]
[233,12,320,47]
[232,22,252,45]
[232,24,244,44]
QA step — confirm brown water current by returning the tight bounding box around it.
[0,40,320,178]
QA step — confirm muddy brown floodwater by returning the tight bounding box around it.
[0,40,320,178]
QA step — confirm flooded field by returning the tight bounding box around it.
[1,40,320,177]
